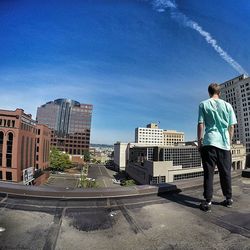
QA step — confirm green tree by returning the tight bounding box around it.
[83,150,91,162]
[121,179,136,186]
[78,167,98,188]
[49,147,71,171]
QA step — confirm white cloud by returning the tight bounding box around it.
[152,0,176,12]
[151,0,248,75]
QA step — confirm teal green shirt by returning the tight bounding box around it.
[198,98,237,150]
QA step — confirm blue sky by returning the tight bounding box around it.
[1,0,250,144]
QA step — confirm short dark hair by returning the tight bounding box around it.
[208,83,220,96]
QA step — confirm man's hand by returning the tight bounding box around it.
[198,138,203,152]
[228,125,234,144]
[197,123,204,152]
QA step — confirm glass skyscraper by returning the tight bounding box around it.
[36,99,93,155]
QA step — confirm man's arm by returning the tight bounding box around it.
[197,122,204,150]
[228,125,234,144]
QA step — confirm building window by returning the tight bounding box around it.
[6,171,12,181]
[6,132,13,168]
[21,136,25,170]
[26,137,29,168]
[30,139,33,167]
[150,176,166,184]
[174,171,202,180]
[42,140,45,163]
[151,177,158,184]
[147,148,154,161]
[0,131,3,167]
[159,176,166,183]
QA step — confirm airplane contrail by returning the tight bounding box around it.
[151,0,248,75]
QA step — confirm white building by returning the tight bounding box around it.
[163,130,184,146]
[135,123,184,146]
[220,74,250,153]
[135,123,163,145]
[126,143,246,184]
[126,144,203,184]
[114,142,129,171]
[231,143,246,170]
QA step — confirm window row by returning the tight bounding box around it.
[174,171,205,181]
[240,82,249,88]
[21,122,36,133]
[0,119,15,128]
[150,176,166,184]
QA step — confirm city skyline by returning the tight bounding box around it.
[1,0,250,144]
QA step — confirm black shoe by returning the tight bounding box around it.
[221,199,233,208]
[199,200,212,212]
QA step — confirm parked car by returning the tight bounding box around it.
[112,179,121,184]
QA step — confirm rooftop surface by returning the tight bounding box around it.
[0,176,249,250]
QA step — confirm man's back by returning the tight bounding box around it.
[198,98,237,150]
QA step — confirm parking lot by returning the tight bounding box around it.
[42,172,79,190]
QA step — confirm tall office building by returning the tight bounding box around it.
[220,74,250,152]
[37,99,93,155]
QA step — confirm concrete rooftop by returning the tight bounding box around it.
[0,176,249,250]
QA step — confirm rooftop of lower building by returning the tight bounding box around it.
[0,173,249,249]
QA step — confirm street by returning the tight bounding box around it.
[88,164,120,188]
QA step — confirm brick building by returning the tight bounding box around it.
[0,108,50,183]
[35,124,51,171]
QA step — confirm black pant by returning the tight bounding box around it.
[201,146,232,201]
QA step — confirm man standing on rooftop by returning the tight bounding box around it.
[197,83,237,212]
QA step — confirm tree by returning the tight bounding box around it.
[78,166,98,188]
[49,147,71,171]
[83,150,91,162]
[121,179,136,186]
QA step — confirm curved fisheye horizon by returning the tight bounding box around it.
[0,1,250,249]
[0,0,250,144]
